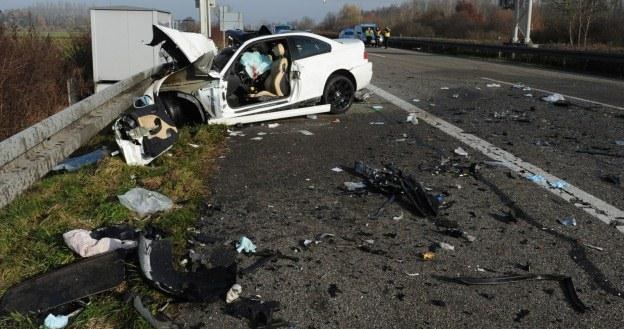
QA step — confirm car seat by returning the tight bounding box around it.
[250,44,288,98]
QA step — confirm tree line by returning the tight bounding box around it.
[0,2,89,31]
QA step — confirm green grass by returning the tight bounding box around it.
[0,124,227,328]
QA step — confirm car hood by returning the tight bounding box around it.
[148,25,216,66]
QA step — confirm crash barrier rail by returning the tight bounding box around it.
[388,37,624,78]
[0,66,161,209]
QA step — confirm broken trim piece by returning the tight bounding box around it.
[208,105,331,126]
[456,274,589,313]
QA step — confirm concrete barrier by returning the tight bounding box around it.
[0,66,161,209]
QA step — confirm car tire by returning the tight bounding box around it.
[323,74,355,114]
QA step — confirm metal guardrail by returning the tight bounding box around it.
[388,37,624,78]
[0,66,161,209]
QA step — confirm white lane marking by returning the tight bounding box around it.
[367,84,624,233]
[482,77,624,111]
[369,53,387,58]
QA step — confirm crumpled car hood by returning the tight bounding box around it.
[149,25,216,67]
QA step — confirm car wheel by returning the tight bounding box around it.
[323,75,355,114]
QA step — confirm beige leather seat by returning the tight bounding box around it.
[250,43,288,98]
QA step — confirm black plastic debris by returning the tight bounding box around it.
[138,233,236,302]
[328,284,342,298]
[225,297,288,329]
[514,309,530,322]
[351,161,440,217]
[239,250,299,277]
[0,249,126,315]
[90,223,140,241]
[455,274,588,313]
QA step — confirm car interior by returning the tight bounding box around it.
[224,38,291,108]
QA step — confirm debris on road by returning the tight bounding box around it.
[331,167,344,173]
[514,309,530,322]
[188,143,200,148]
[343,181,366,191]
[299,130,314,136]
[454,147,469,157]
[452,94,459,98]
[236,236,257,253]
[437,242,455,251]
[355,91,372,102]
[420,251,435,261]
[226,284,243,304]
[412,98,420,103]
[440,87,450,90]
[328,284,342,298]
[372,105,384,111]
[486,83,501,88]
[616,139,624,146]
[351,161,440,217]
[52,148,107,172]
[251,137,264,141]
[267,123,280,128]
[454,273,589,312]
[225,297,287,328]
[118,188,173,217]
[307,114,318,120]
[541,93,569,106]
[407,113,419,125]
[584,243,604,251]
[558,217,577,227]
[600,174,621,186]
[63,229,137,258]
[370,121,385,125]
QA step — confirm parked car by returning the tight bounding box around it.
[274,24,293,34]
[339,28,356,39]
[114,25,373,165]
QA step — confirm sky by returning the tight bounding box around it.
[0,0,406,24]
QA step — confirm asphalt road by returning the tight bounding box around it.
[170,50,624,329]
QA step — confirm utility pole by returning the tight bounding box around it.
[197,0,216,38]
[508,0,534,45]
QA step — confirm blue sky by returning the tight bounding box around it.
[0,0,406,24]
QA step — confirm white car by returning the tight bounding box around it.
[114,25,373,165]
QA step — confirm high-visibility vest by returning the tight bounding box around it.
[384,30,390,37]
[366,30,373,37]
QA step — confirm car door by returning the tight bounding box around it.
[288,36,333,103]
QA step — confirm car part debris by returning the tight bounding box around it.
[541,93,566,104]
[406,113,418,125]
[584,243,604,251]
[331,167,344,173]
[454,147,468,157]
[328,284,342,298]
[486,83,501,88]
[352,161,440,217]
[299,130,314,136]
[441,228,476,242]
[226,284,243,304]
[420,251,435,261]
[52,148,107,172]
[225,297,287,329]
[455,274,589,312]
[267,123,280,128]
[343,181,366,191]
[237,236,257,253]
[514,309,530,322]
[558,217,577,227]
[0,250,126,315]
[113,102,179,166]
[527,174,545,184]
[43,313,69,329]
[138,234,236,302]
[118,188,173,217]
[369,121,385,125]
[392,212,404,221]
[133,295,179,329]
[251,137,264,141]
[63,229,137,258]
[238,250,299,277]
[90,223,140,241]
[307,114,318,120]
[436,242,455,251]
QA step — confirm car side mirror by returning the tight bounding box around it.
[208,70,221,79]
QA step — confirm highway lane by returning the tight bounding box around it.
[368,48,624,213]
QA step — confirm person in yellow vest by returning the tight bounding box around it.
[383,27,391,49]
[376,27,383,48]
[365,27,373,47]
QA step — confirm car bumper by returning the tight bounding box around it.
[351,61,373,90]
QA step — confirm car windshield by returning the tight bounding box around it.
[212,47,236,72]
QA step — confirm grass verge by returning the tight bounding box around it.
[0,124,228,328]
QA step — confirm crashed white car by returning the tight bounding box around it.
[114,25,373,165]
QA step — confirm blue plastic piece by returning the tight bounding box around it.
[43,314,69,329]
[236,236,257,254]
[53,148,107,172]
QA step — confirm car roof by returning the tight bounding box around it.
[243,31,336,45]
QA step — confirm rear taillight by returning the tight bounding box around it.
[364,51,368,60]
